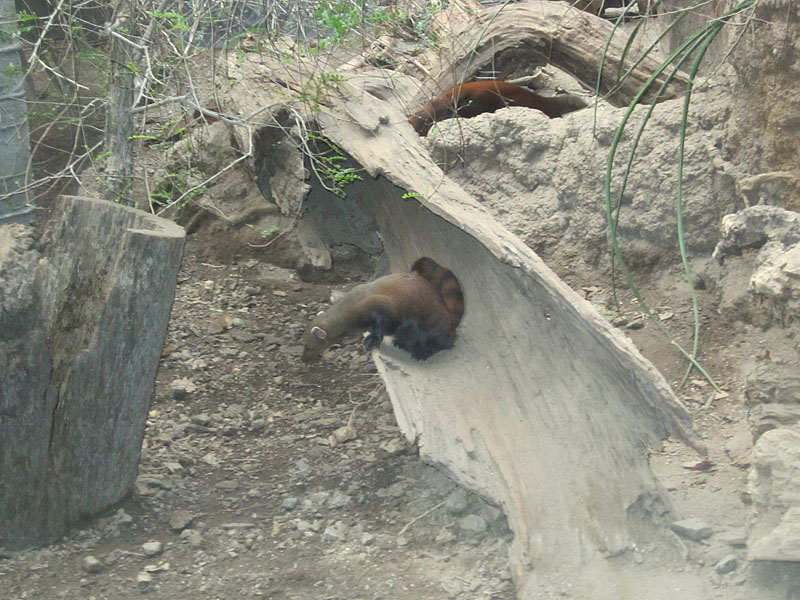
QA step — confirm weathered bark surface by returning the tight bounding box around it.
[416,1,688,107]
[0,196,185,549]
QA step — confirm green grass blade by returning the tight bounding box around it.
[603,0,757,390]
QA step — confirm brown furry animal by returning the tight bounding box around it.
[302,259,464,361]
[410,257,464,328]
[408,80,586,136]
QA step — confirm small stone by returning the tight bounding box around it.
[201,452,219,466]
[215,480,238,491]
[189,358,208,371]
[169,510,193,532]
[361,532,376,546]
[137,571,153,591]
[82,555,104,574]
[321,521,349,542]
[714,555,738,574]
[436,526,457,544]
[170,378,196,399]
[716,528,747,548]
[141,541,163,556]
[295,520,318,533]
[396,536,409,547]
[223,404,244,418]
[180,529,203,548]
[221,425,240,437]
[328,491,352,509]
[378,438,405,455]
[445,490,470,515]
[328,425,357,447]
[115,508,133,525]
[671,518,713,541]
[281,497,299,511]
[191,413,212,427]
[221,522,254,530]
[309,491,330,507]
[457,514,488,536]
[165,462,185,475]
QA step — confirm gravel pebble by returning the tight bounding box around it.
[81,555,103,574]
[142,541,163,556]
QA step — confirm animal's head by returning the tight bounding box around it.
[408,113,432,136]
[301,323,329,362]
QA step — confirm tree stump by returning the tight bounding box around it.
[0,196,185,549]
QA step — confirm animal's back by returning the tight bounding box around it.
[361,273,456,360]
[408,80,585,135]
[364,273,452,332]
[410,257,464,330]
[302,264,463,362]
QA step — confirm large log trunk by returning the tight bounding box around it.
[0,196,185,549]
[218,2,706,594]
[414,1,688,107]
[223,65,704,600]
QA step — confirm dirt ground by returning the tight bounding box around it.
[1,215,796,599]
[1,230,518,600]
[2,42,797,598]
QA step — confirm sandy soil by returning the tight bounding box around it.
[1,222,793,599]
[2,35,796,597]
[0,232,516,600]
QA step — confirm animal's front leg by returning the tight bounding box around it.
[364,311,390,352]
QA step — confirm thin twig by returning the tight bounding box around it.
[24,0,69,80]
[398,501,446,537]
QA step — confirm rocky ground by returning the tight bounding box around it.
[3,23,799,597]
[2,206,799,599]
[0,233,517,600]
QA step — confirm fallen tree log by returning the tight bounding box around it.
[414,0,687,107]
[220,21,704,598]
